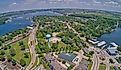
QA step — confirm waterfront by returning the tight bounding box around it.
[0,11,62,36]
[98,28,121,46]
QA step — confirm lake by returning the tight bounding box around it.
[98,28,121,46]
[0,11,62,36]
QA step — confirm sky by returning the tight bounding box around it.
[0,0,121,13]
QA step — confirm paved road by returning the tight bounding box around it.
[25,25,38,70]
[91,53,99,70]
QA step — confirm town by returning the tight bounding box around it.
[0,9,121,70]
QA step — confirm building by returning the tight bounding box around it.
[106,42,118,56]
[108,42,118,49]
[58,53,79,64]
[88,39,99,45]
[27,25,34,29]
[97,41,106,48]
[75,59,88,70]
[45,54,66,70]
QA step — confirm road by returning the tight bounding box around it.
[91,52,99,70]
[25,25,38,70]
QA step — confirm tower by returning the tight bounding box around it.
[46,34,51,48]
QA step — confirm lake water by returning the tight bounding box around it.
[0,19,32,36]
[98,28,121,46]
[0,11,62,36]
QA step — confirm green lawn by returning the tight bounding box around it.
[88,61,92,70]
[110,66,114,70]
[99,64,106,70]
[58,42,67,47]
[4,37,31,67]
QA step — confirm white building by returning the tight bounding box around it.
[97,41,106,47]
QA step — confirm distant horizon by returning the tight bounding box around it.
[0,0,121,13]
[1,8,121,14]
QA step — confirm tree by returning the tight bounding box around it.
[0,41,2,46]
[89,51,94,56]
[8,45,11,49]
[21,45,25,50]
[10,48,16,56]
[0,50,5,55]
[117,46,121,52]
[3,46,8,50]
[67,65,74,70]
[62,60,66,64]
[7,55,12,62]
[24,53,29,58]
[20,59,26,67]
[109,59,114,64]
[0,55,5,61]
[12,59,16,66]
[19,41,23,46]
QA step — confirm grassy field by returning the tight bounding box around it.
[110,66,114,70]
[4,37,31,66]
[88,61,93,70]
[99,64,106,70]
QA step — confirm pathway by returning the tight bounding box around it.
[25,24,38,70]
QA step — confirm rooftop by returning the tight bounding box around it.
[58,53,77,62]
[46,34,51,38]
[45,53,66,70]
[97,41,106,47]
[110,42,118,47]
[107,49,118,55]
[51,60,66,70]
[88,39,99,44]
